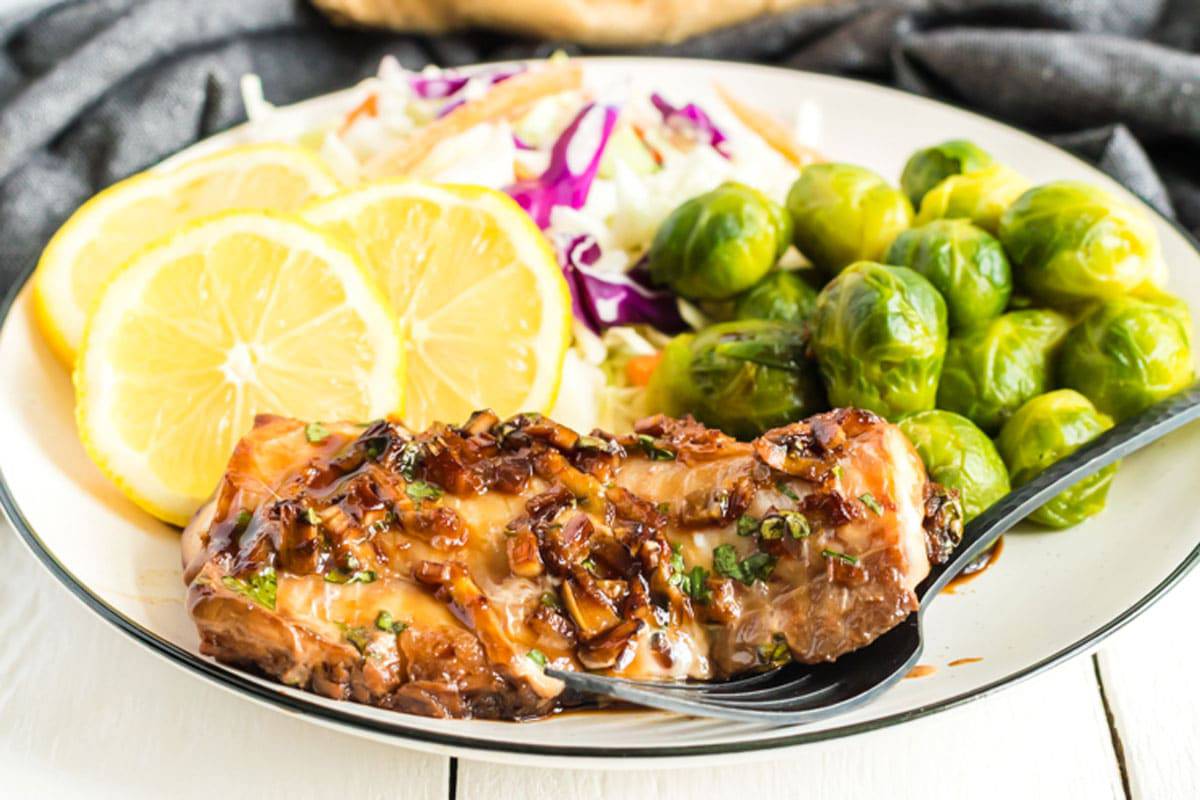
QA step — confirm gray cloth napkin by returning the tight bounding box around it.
[2,0,1198,291]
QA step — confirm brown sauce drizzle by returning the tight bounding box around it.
[948,657,982,667]
[945,536,1003,593]
[905,664,936,679]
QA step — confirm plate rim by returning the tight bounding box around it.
[4,55,1200,761]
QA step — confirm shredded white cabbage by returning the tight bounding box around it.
[408,123,516,188]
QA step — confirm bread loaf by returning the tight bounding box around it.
[312,0,833,47]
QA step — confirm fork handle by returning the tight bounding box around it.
[918,382,1200,608]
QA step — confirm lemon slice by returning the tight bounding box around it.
[75,212,404,525]
[303,181,572,429]
[34,143,340,365]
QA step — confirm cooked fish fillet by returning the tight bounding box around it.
[182,409,961,720]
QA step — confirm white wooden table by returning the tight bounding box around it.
[2,518,1193,800]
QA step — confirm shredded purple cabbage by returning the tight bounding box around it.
[414,67,528,118]
[559,235,686,334]
[650,93,731,159]
[435,98,465,119]
[506,102,619,229]
[409,74,470,100]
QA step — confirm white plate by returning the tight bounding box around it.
[3,57,1199,768]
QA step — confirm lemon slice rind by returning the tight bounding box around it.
[34,143,340,365]
[75,211,403,525]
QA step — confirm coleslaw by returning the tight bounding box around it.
[239,56,818,433]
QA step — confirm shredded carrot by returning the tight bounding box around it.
[625,353,662,387]
[340,92,378,135]
[367,62,584,177]
[714,83,824,168]
[632,123,664,166]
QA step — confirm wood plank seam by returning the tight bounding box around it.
[1092,654,1133,800]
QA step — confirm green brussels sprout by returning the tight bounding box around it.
[884,219,1012,331]
[1134,285,1195,350]
[999,181,1162,306]
[733,270,820,326]
[786,163,913,277]
[900,140,994,208]
[898,410,1010,522]
[646,320,826,439]
[1058,294,1195,421]
[996,390,1117,529]
[810,262,947,420]
[916,163,1030,234]
[936,309,1072,434]
[647,181,792,301]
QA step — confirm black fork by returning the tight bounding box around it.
[547,384,1200,723]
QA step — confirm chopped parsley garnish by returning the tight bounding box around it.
[831,464,844,480]
[783,511,810,539]
[758,633,791,666]
[736,514,759,537]
[234,509,252,529]
[577,435,616,454]
[405,480,443,505]
[304,421,330,444]
[712,544,776,586]
[343,625,369,654]
[758,516,785,540]
[657,502,672,516]
[374,610,408,634]
[740,552,776,582]
[821,548,859,565]
[776,481,799,501]
[581,557,598,573]
[859,492,883,515]
[303,507,322,527]
[636,434,676,461]
[679,566,712,603]
[324,568,377,585]
[221,567,277,610]
[713,544,740,579]
[366,511,395,535]
[527,649,548,668]
[539,592,562,610]
[666,544,712,602]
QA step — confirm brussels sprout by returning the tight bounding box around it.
[647,182,792,301]
[936,309,1071,433]
[733,270,820,326]
[999,181,1162,306]
[996,390,1116,528]
[898,410,1010,522]
[900,140,994,208]
[1058,294,1195,421]
[646,320,827,439]
[1134,285,1195,350]
[786,163,913,277]
[916,163,1030,234]
[884,219,1012,331]
[810,262,947,420]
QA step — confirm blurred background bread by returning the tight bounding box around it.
[312,0,835,47]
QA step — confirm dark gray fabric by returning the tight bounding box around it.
[2,0,1199,291]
